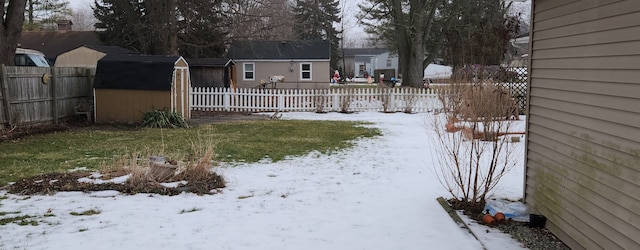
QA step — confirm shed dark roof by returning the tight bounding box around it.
[186,58,234,67]
[19,31,100,60]
[342,48,389,56]
[81,45,138,55]
[94,54,182,91]
[228,40,330,60]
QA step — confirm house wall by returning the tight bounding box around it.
[54,47,106,68]
[526,0,640,249]
[190,67,225,88]
[373,52,399,78]
[94,89,171,123]
[234,60,330,89]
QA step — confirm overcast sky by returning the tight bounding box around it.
[68,0,530,47]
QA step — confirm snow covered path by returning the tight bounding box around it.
[0,112,526,249]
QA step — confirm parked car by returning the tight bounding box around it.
[14,48,50,67]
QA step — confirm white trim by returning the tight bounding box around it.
[300,62,312,81]
[243,62,255,81]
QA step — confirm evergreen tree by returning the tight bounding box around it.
[93,0,227,57]
[291,0,341,72]
[441,0,520,70]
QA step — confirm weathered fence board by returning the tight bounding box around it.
[0,66,94,128]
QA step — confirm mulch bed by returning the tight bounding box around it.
[5,171,225,196]
[0,124,70,143]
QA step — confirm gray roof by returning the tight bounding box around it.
[186,58,234,67]
[19,31,100,61]
[81,45,138,55]
[228,40,330,60]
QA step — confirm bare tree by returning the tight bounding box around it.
[1,0,27,66]
[359,0,455,87]
[23,0,72,31]
[70,5,96,31]
[226,0,296,41]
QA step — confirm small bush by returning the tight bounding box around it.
[140,108,189,128]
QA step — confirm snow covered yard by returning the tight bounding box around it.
[0,112,527,250]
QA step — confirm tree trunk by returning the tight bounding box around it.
[167,0,178,56]
[1,0,28,66]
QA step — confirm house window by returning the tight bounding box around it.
[386,59,392,67]
[243,63,255,81]
[300,63,312,80]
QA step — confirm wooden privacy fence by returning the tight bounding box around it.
[192,87,443,113]
[0,66,94,128]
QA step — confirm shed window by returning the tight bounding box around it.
[300,63,312,80]
[243,63,255,81]
[386,59,392,67]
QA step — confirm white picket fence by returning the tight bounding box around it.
[191,87,442,113]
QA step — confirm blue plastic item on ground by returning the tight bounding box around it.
[484,199,529,222]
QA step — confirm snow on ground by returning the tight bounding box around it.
[0,112,527,250]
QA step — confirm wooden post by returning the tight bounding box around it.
[51,67,58,124]
[0,65,12,128]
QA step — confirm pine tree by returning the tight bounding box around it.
[93,0,227,57]
[441,0,520,70]
[291,0,341,72]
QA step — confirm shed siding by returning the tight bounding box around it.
[54,47,106,68]
[94,89,170,123]
[526,1,640,249]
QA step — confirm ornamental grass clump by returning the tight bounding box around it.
[140,108,189,128]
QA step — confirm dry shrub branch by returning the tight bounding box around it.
[432,79,521,210]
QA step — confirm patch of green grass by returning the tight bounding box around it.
[179,207,201,214]
[0,120,380,186]
[79,228,88,232]
[70,209,101,216]
[0,215,32,225]
[0,211,21,216]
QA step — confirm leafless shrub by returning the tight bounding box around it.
[378,85,393,113]
[432,79,521,209]
[403,89,418,113]
[339,87,354,113]
[314,89,328,113]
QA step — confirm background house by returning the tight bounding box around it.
[93,54,190,123]
[526,1,640,249]
[19,21,100,64]
[55,45,137,68]
[186,58,235,88]
[341,48,399,80]
[227,40,330,89]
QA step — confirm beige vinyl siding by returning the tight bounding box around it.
[234,60,330,89]
[54,47,107,68]
[526,0,640,249]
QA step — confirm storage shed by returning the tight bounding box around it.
[526,0,640,249]
[186,58,235,88]
[93,54,190,123]
[55,45,137,68]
